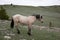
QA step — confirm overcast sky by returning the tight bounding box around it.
[0,0,60,6]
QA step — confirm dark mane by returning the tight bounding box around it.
[32,14,40,19]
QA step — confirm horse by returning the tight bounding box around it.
[10,14,43,36]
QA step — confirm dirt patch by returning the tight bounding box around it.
[32,25,60,32]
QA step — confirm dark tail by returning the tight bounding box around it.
[10,18,14,29]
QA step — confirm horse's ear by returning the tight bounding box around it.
[41,16,43,19]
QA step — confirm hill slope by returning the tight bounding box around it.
[0,5,60,27]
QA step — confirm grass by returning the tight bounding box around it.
[1,5,60,27]
[0,24,60,40]
[0,21,60,40]
[0,5,60,40]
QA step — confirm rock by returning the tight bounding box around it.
[7,33,15,36]
[4,36,11,39]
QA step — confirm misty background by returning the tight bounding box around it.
[0,0,60,6]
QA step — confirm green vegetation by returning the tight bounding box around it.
[0,6,9,20]
[0,22,60,40]
[0,5,60,40]
[0,5,60,27]
[40,6,60,13]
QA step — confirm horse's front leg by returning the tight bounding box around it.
[27,24,32,36]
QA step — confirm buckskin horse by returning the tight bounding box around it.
[10,14,43,36]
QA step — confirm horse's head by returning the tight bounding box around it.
[32,14,43,23]
[40,16,43,23]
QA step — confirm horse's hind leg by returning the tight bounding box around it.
[15,22,20,34]
[17,28,20,34]
[27,24,32,36]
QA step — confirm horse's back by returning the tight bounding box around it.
[13,14,21,17]
[12,14,28,23]
[12,14,22,22]
[12,14,36,24]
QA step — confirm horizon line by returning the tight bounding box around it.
[0,4,60,7]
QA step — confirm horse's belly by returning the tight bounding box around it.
[20,21,28,25]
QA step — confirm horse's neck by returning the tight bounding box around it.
[28,16,36,21]
[32,16,36,21]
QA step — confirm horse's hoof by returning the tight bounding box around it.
[17,31,20,34]
[27,32,31,36]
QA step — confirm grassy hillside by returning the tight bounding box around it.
[0,5,60,27]
[38,5,60,13]
[0,5,60,40]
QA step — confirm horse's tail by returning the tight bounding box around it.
[10,18,14,29]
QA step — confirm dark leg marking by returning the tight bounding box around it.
[27,28,31,36]
[17,29,20,34]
